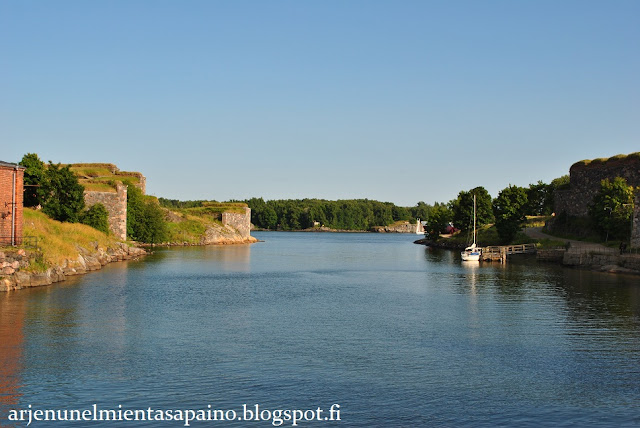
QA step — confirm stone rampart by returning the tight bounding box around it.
[633,192,640,248]
[221,208,251,238]
[554,153,640,248]
[84,184,128,240]
[555,154,640,217]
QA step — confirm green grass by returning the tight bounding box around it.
[165,216,209,244]
[22,208,123,271]
[178,203,248,217]
[81,182,118,192]
[524,216,552,228]
[69,163,142,192]
[163,203,248,243]
[69,166,114,177]
[443,223,536,247]
[572,152,640,168]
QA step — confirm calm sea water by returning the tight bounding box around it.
[1,232,639,427]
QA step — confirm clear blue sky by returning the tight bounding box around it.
[2,0,638,206]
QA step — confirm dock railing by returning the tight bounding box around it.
[482,243,537,256]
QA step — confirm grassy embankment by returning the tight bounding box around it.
[22,208,122,272]
[68,164,143,192]
[441,216,565,248]
[163,202,249,244]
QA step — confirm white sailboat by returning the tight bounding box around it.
[415,218,425,235]
[461,195,481,261]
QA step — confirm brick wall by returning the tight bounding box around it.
[84,183,128,240]
[221,207,251,238]
[0,164,24,246]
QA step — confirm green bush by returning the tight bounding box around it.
[41,162,85,223]
[127,186,168,243]
[80,203,110,234]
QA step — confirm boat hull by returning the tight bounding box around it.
[461,251,481,261]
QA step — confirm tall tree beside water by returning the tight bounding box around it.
[424,202,452,239]
[127,185,168,243]
[450,186,494,230]
[492,185,528,243]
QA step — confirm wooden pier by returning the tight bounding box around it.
[480,243,537,262]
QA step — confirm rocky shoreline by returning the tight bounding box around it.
[414,238,640,275]
[139,224,259,247]
[0,242,147,292]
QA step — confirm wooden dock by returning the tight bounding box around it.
[480,243,537,262]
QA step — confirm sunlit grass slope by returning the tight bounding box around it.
[23,208,121,267]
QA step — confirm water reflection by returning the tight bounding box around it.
[1,236,639,427]
[423,247,452,264]
[0,293,24,426]
[550,268,640,328]
[203,244,252,272]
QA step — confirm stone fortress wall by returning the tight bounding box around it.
[83,184,128,240]
[73,163,252,243]
[221,208,252,238]
[71,163,146,241]
[554,153,640,247]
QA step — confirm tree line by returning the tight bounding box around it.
[19,151,634,246]
[244,198,431,231]
[425,178,569,243]
[241,177,574,243]
[425,175,636,245]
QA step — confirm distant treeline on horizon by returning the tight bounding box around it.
[159,174,568,233]
[159,197,429,231]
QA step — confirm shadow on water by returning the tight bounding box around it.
[550,268,640,326]
[423,246,455,264]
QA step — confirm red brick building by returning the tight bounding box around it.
[0,161,25,246]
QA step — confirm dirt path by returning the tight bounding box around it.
[524,227,616,253]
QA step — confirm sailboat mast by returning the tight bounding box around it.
[473,194,476,245]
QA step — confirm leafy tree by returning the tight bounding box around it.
[450,187,494,230]
[246,198,407,231]
[550,174,570,189]
[258,205,278,229]
[525,181,550,216]
[246,197,267,225]
[142,199,169,244]
[158,198,205,209]
[589,177,634,242]
[41,162,85,222]
[392,205,411,222]
[411,202,432,222]
[19,153,47,207]
[81,203,110,234]
[127,185,145,239]
[546,175,570,214]
[492,185,528,243]
[424,202,452,239]
[127,185,168,243]
[309,205,327,227]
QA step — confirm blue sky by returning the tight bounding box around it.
[2,1,638,206]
